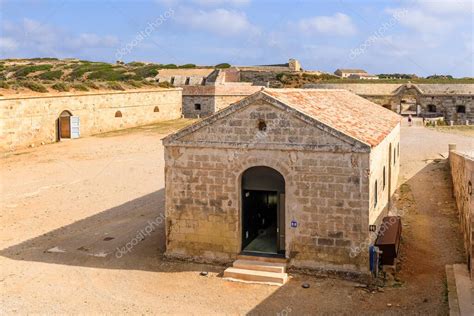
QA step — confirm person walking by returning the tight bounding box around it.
[408,114,413,127]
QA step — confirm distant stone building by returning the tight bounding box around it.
[334,69,369,78]
[182,84,262,118]
[305,83,473,125]
[163,88,401,275]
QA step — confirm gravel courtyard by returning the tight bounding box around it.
[0,119,472,315]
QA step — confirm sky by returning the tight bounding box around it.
[0,0,473,77]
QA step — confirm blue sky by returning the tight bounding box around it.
[1,0,472,77]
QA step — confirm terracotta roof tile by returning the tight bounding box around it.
[262,88,401,147]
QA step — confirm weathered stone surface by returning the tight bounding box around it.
[0,89,182,151]
[164,92,400,275]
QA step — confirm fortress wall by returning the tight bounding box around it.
[0,88,182,151]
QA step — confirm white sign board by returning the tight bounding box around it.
[70,116,80,139]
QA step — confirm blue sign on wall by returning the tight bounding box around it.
[291,220,297,228]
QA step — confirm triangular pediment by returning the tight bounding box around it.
[163,91,370,152]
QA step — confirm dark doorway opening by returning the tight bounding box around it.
[242,190,278,253]
[241,166,285,256]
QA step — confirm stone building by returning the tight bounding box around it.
[182,84,263,118]
[334,69,369,78]
[305,83,473,125]
[0,88,182,151]
[163,88,401,276]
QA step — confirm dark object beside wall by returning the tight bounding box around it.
[375,216,402,265]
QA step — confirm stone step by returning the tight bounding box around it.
[233,259,286,273]
[223,267,288,285]
[236,254,288,264]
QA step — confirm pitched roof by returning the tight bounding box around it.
[304,83,474,95]
[262,88,401,147]
[164,88,401,148]
[336,69,367,73]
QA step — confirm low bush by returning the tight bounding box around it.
[215,63,231,69]
[0,81,9,89]
[52,82,70,92]
[21,81,48,93]
[179,64,196,68]
[39,70,63,80]
[107,81,124,90]
[158,81,173,88]
[71,83,89,91]
[84,81,100,89]
[14,64,53,77]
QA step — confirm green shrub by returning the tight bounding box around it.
[87,69,131,81]
[160,64,178,69]
[21,81,48,92]
[179,64,196,68]
[68,62,114,80]
[51,82,70,92]
[128,80,143,88]
[158,81,173,88]
[215,63,231,69]
[0,81,9,89]
[107,81,124,90]
[39,70,63,80]
[72,83,89,91]
[15,64,53,77]
[133,64,161,78]
[84,81,100,89]
[127,61,145,67]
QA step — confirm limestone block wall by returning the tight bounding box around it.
[418,95,473,124]
[368,124,401,235]
[182,85,262,118]
[0,89,182,151]
[449,150,474,278]
[164,100,374,274]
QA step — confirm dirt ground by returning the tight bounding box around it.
[0,119,472,315]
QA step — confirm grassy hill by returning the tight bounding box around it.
[0,58,207,94]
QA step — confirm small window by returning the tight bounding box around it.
[185,77,190,85]
[374,181,378,207]
[115,111,122,118]
[154,106,159,113]
[194,103,201,111]
[427,104,437,113]
[383,166,386,190]
[457,105,466,114]
[258,119,267,131]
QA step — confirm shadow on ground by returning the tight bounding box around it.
[0,189,220,274]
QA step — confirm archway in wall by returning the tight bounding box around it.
[58,110,72,140]
[241,166,285,256]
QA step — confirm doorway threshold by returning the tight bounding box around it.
[240,251,286,259]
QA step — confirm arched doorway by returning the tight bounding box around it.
[58,110,72,140]
[241,166,285,256]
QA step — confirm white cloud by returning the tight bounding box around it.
[410,0,472,15]
[297,13,356,36]
[386,8,453,34]
[156,0,250,6]
[192,0,250,6]
[0,37,18,51]
[0,18,119,58]
[174,7,259,36]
